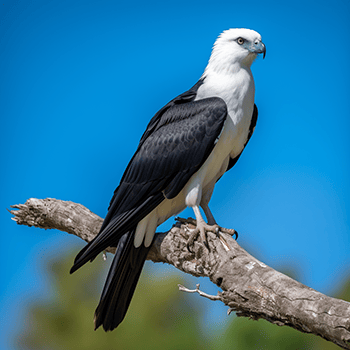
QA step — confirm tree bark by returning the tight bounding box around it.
[9,197,350,349]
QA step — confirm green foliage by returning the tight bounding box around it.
[15,251,205,350]
[15,251,350,350]
[216,315,316,350]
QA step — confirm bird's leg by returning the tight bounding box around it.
[201,202,217,225]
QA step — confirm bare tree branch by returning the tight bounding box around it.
[9,197,350,349]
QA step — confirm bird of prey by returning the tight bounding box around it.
[70,28,265,331]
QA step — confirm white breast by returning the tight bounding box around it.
[196,67,255,157]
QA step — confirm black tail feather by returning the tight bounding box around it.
[94,230,150,331]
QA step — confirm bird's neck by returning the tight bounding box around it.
[198,65,255,115]
[203,57,242,77]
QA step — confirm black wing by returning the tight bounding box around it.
[70,87,227,273]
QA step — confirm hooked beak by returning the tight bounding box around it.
[252,41,266,59]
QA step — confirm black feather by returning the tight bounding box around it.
[94,230,150,331]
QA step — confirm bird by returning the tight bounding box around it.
[70,28,265,331]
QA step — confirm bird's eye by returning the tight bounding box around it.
[237,37,244,45]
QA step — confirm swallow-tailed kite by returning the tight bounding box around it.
[70,28,265,331]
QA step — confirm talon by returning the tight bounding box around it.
[187,242,193,253]
[233,231,238,240]
[216,226,238,239]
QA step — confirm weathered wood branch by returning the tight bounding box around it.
[9,198,350,349]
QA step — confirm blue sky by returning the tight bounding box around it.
[1,0,349,348]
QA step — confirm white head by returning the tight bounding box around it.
[204,28,265,76]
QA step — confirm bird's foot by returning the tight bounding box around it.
[176,217,238,252]
[186,221,220,251]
